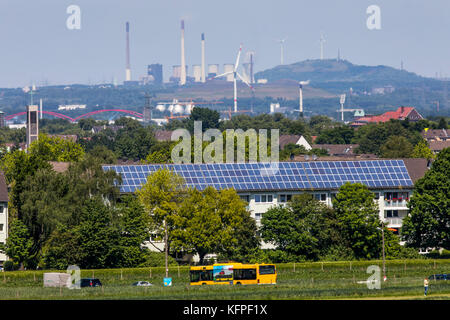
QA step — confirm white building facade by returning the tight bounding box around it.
[0,172,9,266]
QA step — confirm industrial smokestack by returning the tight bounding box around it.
[125,22,131,81]
[180,20,186,85]
[201,33,206,83]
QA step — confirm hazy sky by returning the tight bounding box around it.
[0,0,449,88]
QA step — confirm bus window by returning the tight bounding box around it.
[234,268,257,280]
[200,270,213,281]
[259,265,275,275]
[190,271,201,282]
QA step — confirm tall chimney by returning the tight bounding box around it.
[201,33,206,83]
[125,22,131,81]
[250,53,254,84]
[180,20,186,85]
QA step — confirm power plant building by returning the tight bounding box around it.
[192,65,202,82]
[147,64,163,85]
[223,64,234,82]
[208,64,219,78]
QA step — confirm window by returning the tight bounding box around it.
[315,194,327,201]
[190,270,213,283]
[385,210,399,218]
[255,213,261,220]
[0,224,3,232]
[279,194,292,203]
[259,265,275,275]
[374,193,380,200]
[0,205,4,214]
[255,194,273,203]
[240,195,250,203]
[234,268,257,280]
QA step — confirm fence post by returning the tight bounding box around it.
[321,262,324,271]
[293,263,296,272]
[150,268,152,279]
[120,269,123,280]
[350,262,352,271]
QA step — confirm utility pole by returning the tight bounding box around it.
[381,222,386,281]
[165,219,169,278]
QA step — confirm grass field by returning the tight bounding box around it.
[0,259,449,300]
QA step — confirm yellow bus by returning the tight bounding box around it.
[189,263,276,286]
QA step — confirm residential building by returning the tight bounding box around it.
[279,135,312,151]
[102,158,428,251]
[311,144,359,157]
[0,172,9,266]
[351,107,423,127]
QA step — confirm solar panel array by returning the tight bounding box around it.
[102,160,413,193]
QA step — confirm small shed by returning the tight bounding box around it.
[43,273,70,288]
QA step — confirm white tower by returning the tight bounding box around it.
[201,33,206,83]
[320,33,325,60]
[180,20,187,85]
[125,22,131,81]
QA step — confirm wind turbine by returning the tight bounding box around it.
[298,80,310,117]
[212,44,253,113]
[276,38,287,65]
[319,33,325,60]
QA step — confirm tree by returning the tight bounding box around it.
[116,195,151,267]
[28,133,85,162]
[136,168,185,276]
[173,187,258,264]
[401,148,450,250]
[332,182,381,259]
[315,125,355,144]
[380,136,413,158]
[74,197,120,269]
[187,107,220,132]
[0,219,33,269]
[412,140,435,161]
[261,194,338,260]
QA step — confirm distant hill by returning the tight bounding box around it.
[255,59,441,92]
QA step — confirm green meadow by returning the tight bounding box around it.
[0,259,449,300]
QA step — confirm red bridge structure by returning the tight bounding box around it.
[4,109,144,122]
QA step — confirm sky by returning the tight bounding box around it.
[0,0,449,88]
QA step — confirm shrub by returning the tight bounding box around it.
[3,260,19,271]
[140,251,178,267]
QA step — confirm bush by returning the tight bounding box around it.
[427,249,450,259]
[3,260,19,271]
[140,251,178,267]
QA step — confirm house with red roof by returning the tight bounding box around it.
[351,106,423,127]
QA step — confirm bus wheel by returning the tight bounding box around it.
[202,283,207,285]
[236,282,241,285]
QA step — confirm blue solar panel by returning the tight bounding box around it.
[103,160,414,193]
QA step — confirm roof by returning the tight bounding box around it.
[429,140,450,152]
[103,160,414,193]
[352,107,423,124]
[0,171,9,202]
[49,162,70,173]
[312,144,359,155]
[402,158,429,183]
[422,129,450,141]
[279,135,301,149]
[154,130,173,142]
[49,134,78,142]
